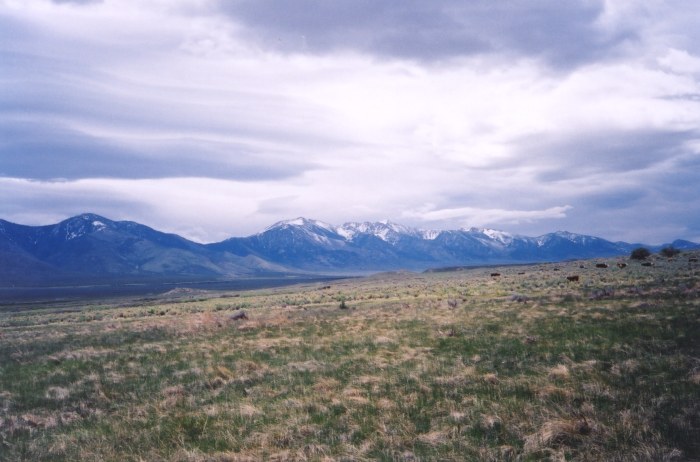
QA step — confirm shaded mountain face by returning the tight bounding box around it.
[2,214,697,286]
[0,213,285,286]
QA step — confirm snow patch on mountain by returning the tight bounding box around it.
[535,231,592,246]
[421,229,441,240]
[337,220,422,244]
[553,231,591,243]
[461,227,516,248]
[308,231,332,245]
[479,228,515,245]
[335,226,355,240]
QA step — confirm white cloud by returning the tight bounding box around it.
[658,48,700,75]
[402,205,573,228]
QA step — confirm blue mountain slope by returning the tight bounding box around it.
[2,214,698,285]
[207,218,675,272]
[0,214,287,285]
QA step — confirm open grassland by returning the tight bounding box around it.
[1,254,699,461]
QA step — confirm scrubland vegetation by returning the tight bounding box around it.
[1,253,699,461]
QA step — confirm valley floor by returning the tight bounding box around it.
[1,254,698,461]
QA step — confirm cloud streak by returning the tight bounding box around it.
[402,205,574,228]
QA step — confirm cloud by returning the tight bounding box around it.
[513,130,698,184]
[402,204,573,229]
[0,176,276,242]
[0,0,699,245]
[0,119,316,181]
[658,48,700,75]
[217,0,634,68]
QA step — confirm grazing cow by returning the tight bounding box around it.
[490,273,501,277]
[567,275,580,282]
[689,258,698,263]
[617,263,627,268]
[641,262,653,267]
[595,263,609,269]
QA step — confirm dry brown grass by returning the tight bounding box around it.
[1,253,698,460]
[524,417,595,454]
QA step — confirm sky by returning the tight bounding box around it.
[1,0,700,244]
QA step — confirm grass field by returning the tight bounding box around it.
[1,253,699,461]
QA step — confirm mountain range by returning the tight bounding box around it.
[1,213,697,287]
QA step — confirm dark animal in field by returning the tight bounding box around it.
[689,258,698,263]
[567,275,580,282]
[596,263,609,269]
[490,273,501,277]
[617,263,627,268]
[641,262,653,267]
[229,311,248,321]
[447,299,459,308]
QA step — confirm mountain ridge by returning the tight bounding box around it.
[1,213,697,287]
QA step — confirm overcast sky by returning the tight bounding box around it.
[2,0,700,244]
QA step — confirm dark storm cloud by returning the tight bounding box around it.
[512,130,698,182]
[506,129,700,242]
[218,0,631,67]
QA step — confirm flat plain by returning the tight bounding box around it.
[1,253,698,461]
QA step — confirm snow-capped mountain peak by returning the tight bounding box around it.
[539,231,589,244]
[56,213,112,240]
[553,230,583,241]
[260,217,342,246]
[263,217,335,234]
[264,218,532,247]
[239,217,653,267]
[337,220,421,244]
